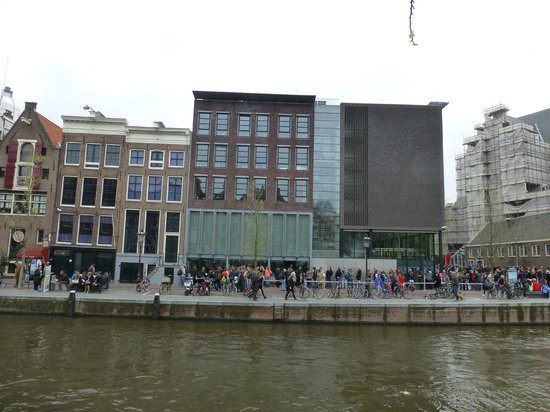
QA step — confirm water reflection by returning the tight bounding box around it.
[0,315,549,411]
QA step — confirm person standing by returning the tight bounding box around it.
[32,266,42,291]
[285,269,297,300]
[451,271,460,301]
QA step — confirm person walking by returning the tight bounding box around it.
[285,269,297,300]
[451,271,460,301]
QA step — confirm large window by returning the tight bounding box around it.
[546,244,550,256]
[104,144,120,167]
[101,179,117,207]
[532,245,541,256]
[123,210,139,253]
[238,114,251,137]
[0,193,13,213]
[276,179,289,203]
[98,216,113,245]
[296,147,309,170]
[278,115,291,138]
[214,145,227,168]
[149,151,164,169]
[30,195,46,214]
[147,176,163,201]
[255,146,268,169]
[295,179,308,203]
[213,177,226,200]
[194,176,207,200]
[254,178,266,201]
[78,215,94,244]
[519,245,528,257]
[167,177,182,202]
[166,212,180,233]
[235,177,248,201]
[165,212,180,263]
[296,116,310,138]
[81,177,97,206]
[236,145,249,169]
[508,246,516,257]
[65,143,81,165]
[198,112,211,135]
[277,146,290,170]
[169,151,185,167]
[85,144,101,168]
[129,149,145,166]
[216,113,229,136]
[127,175,143,200]
[144,211,160,254]
[256,115,269,138]
[61,176,78,205]
[195,144,209,167]
[58,214,74,243]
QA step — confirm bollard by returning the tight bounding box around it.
[152,293,160,319]
[66,290,76,317]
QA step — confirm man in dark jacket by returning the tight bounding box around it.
[33,267,42,291]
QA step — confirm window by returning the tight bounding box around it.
[65,143,81,165]
[198,112,211,135]
[519,245,528,257]
[235,177,248,201]
[216,113,229,136]
[236,145,249,168]
[508,246,516,257]
[145,211,160,254]
[81,178,97,206]
[194,176,207,200]
[278,115,291,138]
[277,146,290,170]
[295,179,308,203]
[104,145,121,167]
[497,247,504,258]
[468,249,474,258]
[129,149,145,166]
[296,147,309,171]
[61,177,78,205]
[98,216,113,245]
[149,151,164,169]
[476,248,481,258]
[169,151,185,167]
[214,145,227,168]
[213,177,226,200]
[238,114,251,137]
[41,147,47,156]
[37,229,45,243]
[296,116,310,138]
[58,214,74,243]
[276,179,289,203]
[167,177,182,202]
[78,215,94,244]
[147,176,163,201]
[101,179,117,207]
[254,178,266,201]
[30,195,46,214]
[166,212,180,233]
[255,146,268,169]
[127,175,143,200]
[19,142,34,162]
[123,210,139,253]
[0,167,4,178]
[41,169,49,180]
[532,245,541,256]
[85,144,101,168]
[0,193,13,213]
[195,144,209,167]
[546,244,550,256]
[256,115,269,138]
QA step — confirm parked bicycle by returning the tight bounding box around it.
[159,276,171,295]
[135,274,151,294]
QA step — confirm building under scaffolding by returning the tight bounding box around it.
[448,104,550,266]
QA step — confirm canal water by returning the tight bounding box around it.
[1,315,549,411]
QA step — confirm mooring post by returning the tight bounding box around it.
[152,293,160,319]
[67,290,76,317]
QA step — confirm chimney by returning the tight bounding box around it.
[25,102,37,112]
[154,121,165,128]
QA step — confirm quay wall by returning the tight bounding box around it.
[1,296,550,324]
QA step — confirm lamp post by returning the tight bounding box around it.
[363,235,371,279]
[137,229,146,282]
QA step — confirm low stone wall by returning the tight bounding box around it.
[1,295,550,324]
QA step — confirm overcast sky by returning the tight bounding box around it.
[2,0,549,203]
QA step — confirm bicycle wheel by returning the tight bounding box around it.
[352,286,364,299]
[300,287,310,299]
[135,283,142,293]
[313,287,324,300]
[402,286,412,299]
[497,288,507,300]
[372,286,383,299]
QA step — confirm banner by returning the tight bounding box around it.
[42,264,51,293]
[507,267,518,284]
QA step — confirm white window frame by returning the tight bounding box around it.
[84,143,101,169]
[126,174,143,202]
[168,151,185,168]
[531,244,541,257]
[254,145,268,170]
[80,177,98,208]
[60,176,78,207]
[97,215,114,246]
[296,146,309,171]
[236,144,250,169]
[146,175,163,202]
[104,144,121,168]
[100,177,117,209]
[519,245,528,257]
[56,213,74,244]
[166,176,183,203]
[36,229,45,244]
[64,141,81,165]
[497,247,504,258]
[277,146,291,170]
[149,150,165,169]
[546,244,550,257]
[295,178,308,203]
[0,193,15,214]
[129,149,145,166]
[77,214,94,245]
[14,139,37,189]
[508,246,516,257]
[468,249,474,258]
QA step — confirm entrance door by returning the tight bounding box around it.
[120,262,140,283]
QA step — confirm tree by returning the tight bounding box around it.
[243,181,268,268]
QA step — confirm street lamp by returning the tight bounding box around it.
[363,235,371,277]
[137,229,146,282]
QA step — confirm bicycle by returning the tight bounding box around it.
[298,282,310,299]
[311,282,325,299]
[326,282,341,299]
[223,280,237,296]
[159,276,172,295]
[135,274,151,294]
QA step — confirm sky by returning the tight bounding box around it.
[1,0,549,203]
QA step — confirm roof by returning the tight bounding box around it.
[193,90,316,104]
[36,112,62,147]
[518,107,550,143]
[469,212,550,246]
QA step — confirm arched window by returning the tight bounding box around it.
[19,142,34,163]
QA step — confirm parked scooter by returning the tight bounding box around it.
[183,276,193,295]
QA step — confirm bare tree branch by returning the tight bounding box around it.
[409,0,418,46]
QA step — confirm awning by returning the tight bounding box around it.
[17,246,49,262]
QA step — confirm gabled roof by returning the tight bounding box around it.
[35,112,62,147]
[469,212,550,246]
